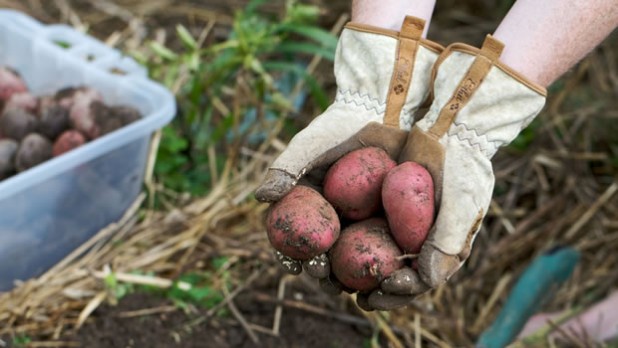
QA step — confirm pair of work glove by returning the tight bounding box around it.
[255,16,546,311]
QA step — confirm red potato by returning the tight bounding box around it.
[56,87,103,139]
[0,67,27,102]
[55,86,102,109]
[0,108,39,141]
[53,130,86,157]
[15,133,52,172]
[266,185,340,260]
[323,147,396,220]
[382,161,435,254]
[92,101,141,137]
[38,104,70,140]
[330,218,404,292]
[0,139,18,179]
[37,95,55,115]
[69,98,99,139]
[3,92,38,114]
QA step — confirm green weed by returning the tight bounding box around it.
[102,257,232,313]
[11,335,32,347]
[138,0,336,196]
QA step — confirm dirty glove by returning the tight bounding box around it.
[255,17,442,281]
[367,35,547,310]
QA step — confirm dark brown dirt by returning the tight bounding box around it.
[68,278,377,348]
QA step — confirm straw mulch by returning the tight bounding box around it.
[1,1,617,347]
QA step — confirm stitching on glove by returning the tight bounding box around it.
[449,122,500,157]
[335,89,386,115]
[400,110,416,129]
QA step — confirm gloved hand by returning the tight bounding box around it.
[366,35,547,310]
[255,17,442,285]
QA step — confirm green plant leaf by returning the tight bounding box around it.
[176,24,198,50]
[274,42,335,61]
[245,0,269,14]
[12,335,32,347]
[104,272,118,290]
[276,24,337,50]
[150,42,178,61]
[149,0,333,198]
[212,256,229,270]
[263,61,330,111]
[284,2,320,24]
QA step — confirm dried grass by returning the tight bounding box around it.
[1,1,617,346]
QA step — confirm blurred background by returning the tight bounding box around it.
[0,0,617,347]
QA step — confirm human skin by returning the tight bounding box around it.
[352,0,618,87]
[493,0,618,87]
[351,0,436,37]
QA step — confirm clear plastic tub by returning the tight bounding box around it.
[0,10,176,290]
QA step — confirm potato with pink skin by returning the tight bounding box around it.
[3,92,38,114]
[382,161,435,254]
[69,98,99,139]
[0,67,27,102]
[92,101,141,137]
[0,108,39,141]
[15,133,52,172]
[323,147,396,220]
[0,139,18,179]
[38,104,70,140]
[266,185,340,261]
[54,86,102,109]
[330,218,404,292]
[56,87,103,139]
[53,130,86,157]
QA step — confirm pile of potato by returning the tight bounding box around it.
[0,66,141,180]
[266,146,435,292]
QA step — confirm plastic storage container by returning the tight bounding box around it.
[0,10,176,291]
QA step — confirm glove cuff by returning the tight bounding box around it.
[333,17,443,130]
[416,35,547,158]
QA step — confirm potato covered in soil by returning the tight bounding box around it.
[266,185,340,260]
[58,87,103,139]
[69,98,98,139]
[0,67,27,102]
[38,104,70,140]
[382,161,435,254]
[16,133,52,172]
[92,101,141,137]
[0,108,39,141]
[323,147,396,220]
[55,86,103,109]
[3,92,38,114]
[0,139,18,179]
[329,218,404,292]
[53,130,86,157]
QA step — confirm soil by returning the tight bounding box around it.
[68,276,379,348]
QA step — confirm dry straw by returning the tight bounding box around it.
[1,1,617,346]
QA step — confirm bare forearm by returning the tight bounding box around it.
[494,0,618,87]
[351,0,436,37]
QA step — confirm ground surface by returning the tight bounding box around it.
[72,279,374,348]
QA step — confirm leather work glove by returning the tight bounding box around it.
[365,35,548,310]
[255,17,443,284]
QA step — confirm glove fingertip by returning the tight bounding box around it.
[302,254,330,279]
[417,244,461,288]
[255,169,297,202]
[275,251,302,275]
[367,291,414,311]
[319,276,342,296]
[355,292,374,312]
[381,267,429,295]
